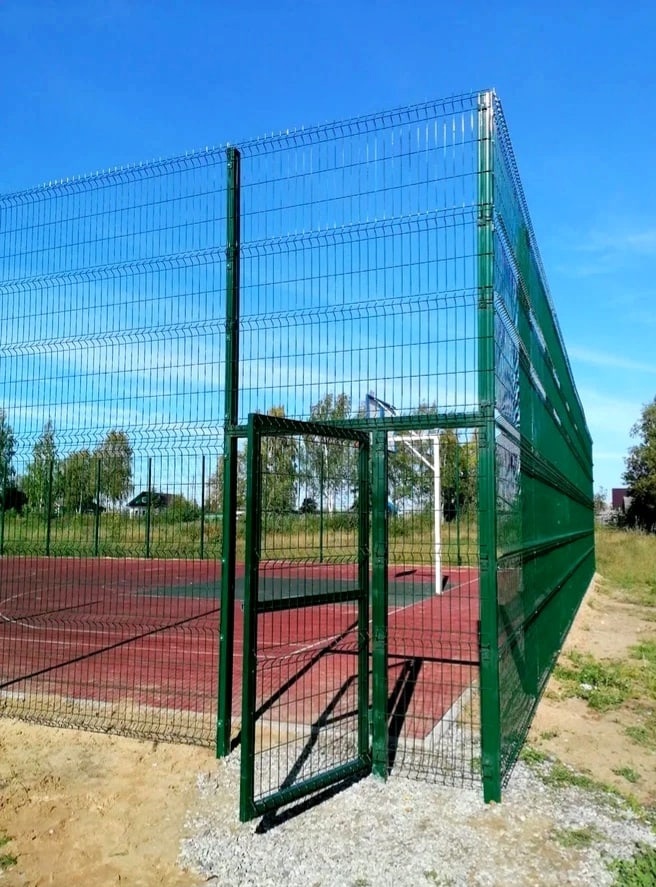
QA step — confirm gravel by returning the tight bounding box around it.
[179,751,656,887]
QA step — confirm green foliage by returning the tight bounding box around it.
[554,651,632,711]
[159,494,201,524]
[0,833,17,871]
[58,449,96,513]
[540,761,600,791]
[613,767,641,784]
[262,406,297,514]
[22,420,57,513]
[594,486,609,514]
[610,844,656,887]
[206,450,247,513]
[552,826,600,849]
[595,527,656,607]
[304,393,354,512]
[95,430,133,505]
[387,413,476,520]
[626,714,656,751]
[519,745,548,765]
[0,409,16,484]
[624,397,656,532]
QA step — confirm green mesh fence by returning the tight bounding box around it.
[479,92,595,796]
[0,90,593,809]
[0,152,227,744]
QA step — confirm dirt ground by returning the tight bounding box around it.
[0,575,654,886]
[528,576,656,807]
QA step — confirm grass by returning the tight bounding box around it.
[553,651,633,712]
[613,766,641,785]
[0,508,479,566]
[552,638,655,750]
[595,527,656,607]
[0,833,17,871]
[551,535,656,757]
[610,844,656,887]
[551,825,600,849]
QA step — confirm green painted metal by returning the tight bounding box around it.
[239,412,261,822]
[93,458,101,557]
[488,92,595,786]
[217,146,241,758]
[45,458,54,557]
[199,455,206,560]
[145,456,152,559]
[357,434,371,765]
[476,91,502,804]
[240,413,371,821]
[371,429,389,779]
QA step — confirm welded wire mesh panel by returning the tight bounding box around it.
[490,96,594,779]
[241,419,369,817]
[0,151,227,743]
[386,427,480,784]
[237,94,481,424]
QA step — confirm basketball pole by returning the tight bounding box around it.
[365,392,443,595]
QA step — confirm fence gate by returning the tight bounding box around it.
[240,414,372,821]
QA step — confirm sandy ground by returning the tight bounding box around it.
[0,728,212,886]
[528,577,656,807]
[0,576,654,886]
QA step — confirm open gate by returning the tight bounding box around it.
[240,413,372,821]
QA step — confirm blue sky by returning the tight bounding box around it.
[1,0,655,499]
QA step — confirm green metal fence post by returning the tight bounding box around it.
[200,455,206,560]
[371,429,389,778]
[217,146,241,757]
[94,458,101,557]
[477,90,502,804]
[357,434,371,765]
[239,413,261,822]
[45,458,54,557]
[145,457,152,558]
[319,448,325,563]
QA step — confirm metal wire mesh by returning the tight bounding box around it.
[0,151,227,743]
[0,90,593,808]
[241,420,369,814]
[237,94,481,424]
[490,94,595,784]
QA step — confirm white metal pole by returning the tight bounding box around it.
[434,434,442,594]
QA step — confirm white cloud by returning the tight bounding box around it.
[569,346,656,376]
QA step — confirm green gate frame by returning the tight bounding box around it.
[239,413,373,821]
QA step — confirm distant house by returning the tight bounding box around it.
[611,488,632,514]
[126,491,172,517]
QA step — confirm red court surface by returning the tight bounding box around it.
[0,557,479,743]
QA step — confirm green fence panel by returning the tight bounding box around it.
[489,94,595,783]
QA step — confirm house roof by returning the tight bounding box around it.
[126,491,172,508]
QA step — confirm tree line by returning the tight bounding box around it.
[206,395,478,519]
[0,412,132,515]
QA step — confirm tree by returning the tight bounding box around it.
[304,393,354,512]
[23,421,57,513]
[388,405,477,519]
[95,431,133,506]
[58,449,96,514]
[206,450,247,514]
[624,397,656,532]
[262,406,297,514]
[0,410,16,488]
[593,486,608,515]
